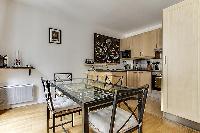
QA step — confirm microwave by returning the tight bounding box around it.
[120,50,131,58]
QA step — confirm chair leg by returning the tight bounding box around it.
[71,113,74,127]
[47,107,50,133]
[53,114,56,133]
[138,126,142,133]
[60,116,62,121]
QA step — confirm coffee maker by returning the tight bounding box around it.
[152,62,160,71]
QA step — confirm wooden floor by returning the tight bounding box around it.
[0,99,199,133]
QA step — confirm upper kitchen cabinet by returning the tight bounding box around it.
[131,34,143,58]
[120,37,131,51]
[142,30,157,58]
[156,28,162,49]
[121,28,162,59]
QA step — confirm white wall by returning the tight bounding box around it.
[0,0,8,46]
[0,0,162,105]
[0,0,122,104]
[122,24,162,38]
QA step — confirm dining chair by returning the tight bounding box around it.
[54,73,82,121]
[54,73,72,97]
[89,85,149,133]
[86,74,124,91]
[104,75,124,90]
[41,77,81,133]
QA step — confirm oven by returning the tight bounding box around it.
[152,72,162,91]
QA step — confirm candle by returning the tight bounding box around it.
[16,50,19,60]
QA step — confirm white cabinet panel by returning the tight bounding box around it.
[163,0,200,122]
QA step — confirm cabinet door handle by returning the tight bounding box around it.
[140,52,143,56]
[156,43,157,48]
[164,56,167,64]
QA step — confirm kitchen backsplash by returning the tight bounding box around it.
[90,59,162,71]
[133,59,162,71]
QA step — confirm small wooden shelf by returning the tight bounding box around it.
[120,58,134,60]
[0,67,35,76]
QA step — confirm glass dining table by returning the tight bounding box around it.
[53,78,143,133]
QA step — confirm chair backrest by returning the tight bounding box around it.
[109,85,149,133]
[105,75,123,86]
[54,73,72,84]
[103,75,124,91]
[41,77,55,111]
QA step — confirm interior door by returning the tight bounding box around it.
[163,0,199,122]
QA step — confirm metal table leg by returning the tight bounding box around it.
[47,106,50,133]
[82,104,89,133]
[138,95,143,133]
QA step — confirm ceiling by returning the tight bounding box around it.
[11,0,183,34]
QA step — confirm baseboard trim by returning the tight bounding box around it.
[163,112,200,131]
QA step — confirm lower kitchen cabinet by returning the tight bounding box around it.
[127,71,151,91]
[127,71,139,88]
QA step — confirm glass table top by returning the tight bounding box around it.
[55,78,117,104]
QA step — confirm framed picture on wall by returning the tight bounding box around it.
[49,28,62,44]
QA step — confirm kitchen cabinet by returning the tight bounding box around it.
[131,29,161,58]
[120,37,131,51]
[162,0,200,123]
[131,34,142,58]
[137,71,151,90]
[121,28,162,59]
[127,71,138,88]
[127,71,151,91]
[142,30,157,57]
[156,28,162,49]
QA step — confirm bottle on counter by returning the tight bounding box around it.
[3,55,8,67]
[135,63,138,70]
[147,61,152,71]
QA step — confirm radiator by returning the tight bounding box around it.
[0,84,33,110]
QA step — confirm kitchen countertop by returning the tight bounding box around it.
[88,69,157,72]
